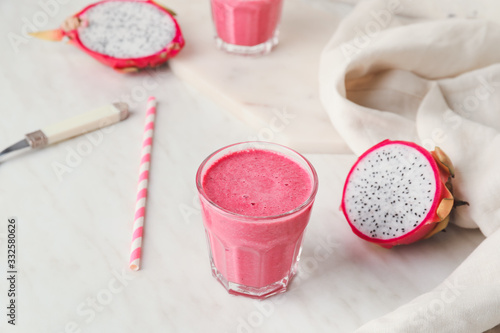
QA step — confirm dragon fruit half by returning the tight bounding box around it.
[31,0,185,72]
[341,140,467,249]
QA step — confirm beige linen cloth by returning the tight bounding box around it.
[320,0,500,332]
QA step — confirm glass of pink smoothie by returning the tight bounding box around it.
[196,142,318,299]
[210,0,284,56]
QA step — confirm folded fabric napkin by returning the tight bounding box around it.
[319,0,500,332]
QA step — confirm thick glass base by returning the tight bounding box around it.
[210,259,295,299]
[214,30,279,56]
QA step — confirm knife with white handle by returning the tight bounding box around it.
[0,102,129,158]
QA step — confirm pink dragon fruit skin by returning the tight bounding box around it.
[32,0,185,73]
[341,140,458,249]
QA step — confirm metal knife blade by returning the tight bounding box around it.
[0,139,30,159]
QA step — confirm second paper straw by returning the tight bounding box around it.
[129,97,157,271]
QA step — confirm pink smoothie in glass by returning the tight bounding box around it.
[199,148,315,293]
[210,0,284,47]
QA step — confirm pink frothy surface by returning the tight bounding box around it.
[200,149,314,288]
[210,0,284,46]
[203,149,312,216]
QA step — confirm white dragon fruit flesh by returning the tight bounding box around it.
[341,140,465,248]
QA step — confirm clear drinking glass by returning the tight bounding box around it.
[196,142,319,299]
[210,0,284,56]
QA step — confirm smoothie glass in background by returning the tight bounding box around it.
[196,142,318,299]
[210,0,284,56]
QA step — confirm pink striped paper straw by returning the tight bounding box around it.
[129,97,157,271]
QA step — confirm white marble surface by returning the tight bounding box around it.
[168,0,352,154]
[0,0,493,332]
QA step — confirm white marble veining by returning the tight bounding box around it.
[0,0,492,332]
